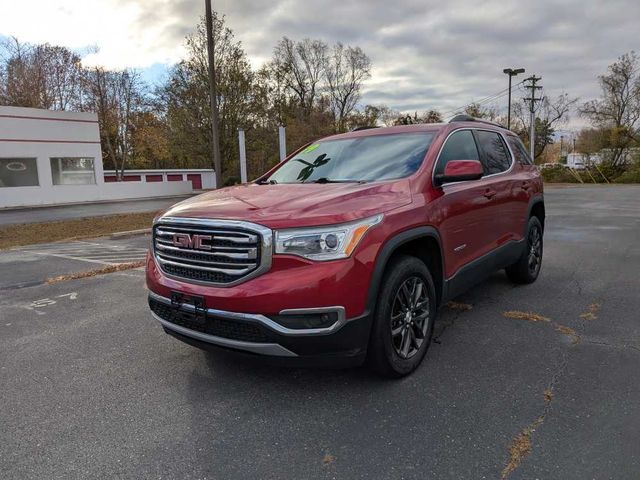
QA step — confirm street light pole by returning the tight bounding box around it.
[503,67,525,130]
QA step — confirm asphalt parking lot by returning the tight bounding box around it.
[1,185,639,479]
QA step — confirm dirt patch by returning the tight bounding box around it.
[580,302,601,321]
[446,301,473,311]
[0,212,157,249]
[503,311,550,323]
[45,261,146,285]
[543,389,553,406]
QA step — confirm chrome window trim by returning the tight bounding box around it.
[432,127,515,187]
[152,216,273,287]
[149,292,348,336]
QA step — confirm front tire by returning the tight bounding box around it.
[506,216,543,284]
[368,255,436,378]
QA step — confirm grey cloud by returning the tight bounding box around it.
[124,0,640,122]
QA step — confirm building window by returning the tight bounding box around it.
[0,158,39,187]
[50,157,96,185]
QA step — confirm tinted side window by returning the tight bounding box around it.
[434,130,479,176]
[507,136,533,165]
[475,131,511,174]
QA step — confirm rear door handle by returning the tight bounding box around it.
[483,189,497,199]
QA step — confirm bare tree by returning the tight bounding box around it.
[423,109,443,123]
[325,43,371,131]
[0,37,83,110]
[0,37,44,108]
[580,51,640,165]
[393,109,442,125]
[39,44,84,110]
[512,93,578,160]
[464,102,499,121]
[83,67,145,178]
[273,37,328,114]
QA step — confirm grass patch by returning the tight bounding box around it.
[0,212,157,249]
[503,311,550,323]
[46,261,146,285]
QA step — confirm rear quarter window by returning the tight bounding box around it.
[507,136,533,165]
[474,130,512,175]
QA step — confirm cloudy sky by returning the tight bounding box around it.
[1,0,638,129]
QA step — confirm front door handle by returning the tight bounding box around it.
[484,189,497,199]
[522,181,531,190]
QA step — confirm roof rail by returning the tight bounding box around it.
[449,114,505,129]
[351,126,379,132]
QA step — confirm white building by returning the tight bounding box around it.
[0,106,215,209]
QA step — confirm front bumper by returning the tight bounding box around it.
[148,292,372,365]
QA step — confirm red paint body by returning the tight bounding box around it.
[146,122,543,323]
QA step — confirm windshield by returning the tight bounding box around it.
[265,132,435,184]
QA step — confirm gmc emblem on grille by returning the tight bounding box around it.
[172,233,212,250]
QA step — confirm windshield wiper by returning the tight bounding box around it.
[256,178,277,185]
[306,177,366,184]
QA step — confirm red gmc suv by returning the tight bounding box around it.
[146,115,544,377]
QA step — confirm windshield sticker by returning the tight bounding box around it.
[302,143,320,154]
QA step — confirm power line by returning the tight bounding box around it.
[441,79,526,117]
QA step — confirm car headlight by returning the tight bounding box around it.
[274,214,383,261]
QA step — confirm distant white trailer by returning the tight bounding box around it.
[566,153,586,170]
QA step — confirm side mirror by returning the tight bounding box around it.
[434,160,484,186]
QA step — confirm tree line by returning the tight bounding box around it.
[0,14,376,184]
[1,13,638,184]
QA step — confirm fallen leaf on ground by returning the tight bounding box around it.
[446,301,473,311]
[322,453,335,466]
[46,261,145,285]
[554,324,581,344]
[501,417,544,479]
[503,311,550,323]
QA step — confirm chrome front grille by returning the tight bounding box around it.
[153,217,273,286]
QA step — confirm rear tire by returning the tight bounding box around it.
[506,216,543,284]
[368,255,436,378]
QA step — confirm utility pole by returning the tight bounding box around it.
[502,68,525,130]
[560,135,564,163]
[523,75,543,160]
[205,0,222,188]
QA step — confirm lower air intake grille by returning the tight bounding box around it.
[149,298,271,343]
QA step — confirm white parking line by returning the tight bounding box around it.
[13,241,148,266]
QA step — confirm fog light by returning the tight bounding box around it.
[269,311,339,330]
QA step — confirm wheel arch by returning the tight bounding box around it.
[528,197,545,233]
[367,227,444,312]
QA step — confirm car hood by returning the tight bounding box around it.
[160,180,412,229]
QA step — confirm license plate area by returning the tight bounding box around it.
[171,291,206,324]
